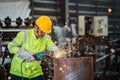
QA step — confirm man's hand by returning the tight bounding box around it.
[17,48,34,62]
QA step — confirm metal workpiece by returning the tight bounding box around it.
[53,57,93,80]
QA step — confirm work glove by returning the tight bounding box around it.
[17,48,35,62]
[33,51,46,61]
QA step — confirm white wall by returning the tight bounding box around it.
[0,0,31,22]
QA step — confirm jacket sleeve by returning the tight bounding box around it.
[7,31,24,54]
[46,35,59,52]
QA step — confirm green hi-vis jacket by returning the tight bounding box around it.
[7,28,58,79]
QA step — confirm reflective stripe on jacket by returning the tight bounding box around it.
[7,28,58,78]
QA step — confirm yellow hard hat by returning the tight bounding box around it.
[35,16,52,33]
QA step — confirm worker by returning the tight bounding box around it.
[7,16,59,80]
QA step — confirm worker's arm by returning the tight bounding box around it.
[31,35,59,61]
[7,31,24,54]
[46,35,59,52]
[45,35,67,58]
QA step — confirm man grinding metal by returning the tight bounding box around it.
[7,16,59,80]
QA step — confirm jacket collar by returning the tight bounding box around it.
[31,28,37,39]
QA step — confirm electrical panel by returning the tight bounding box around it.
[92,16,108,36]
[78,16,93,36]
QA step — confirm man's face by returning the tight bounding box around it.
[35,25,45,38]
